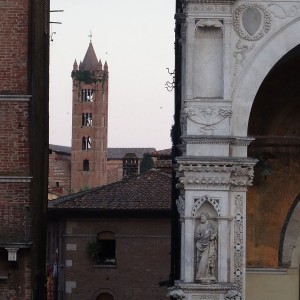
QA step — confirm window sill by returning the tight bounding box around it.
[93,264,116,269]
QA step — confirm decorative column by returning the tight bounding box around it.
[170,0,257,299]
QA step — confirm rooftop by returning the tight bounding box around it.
[48,170,171,211]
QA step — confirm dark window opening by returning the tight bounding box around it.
[81,89,94,102]
[83,159,89,171]
[82,113,92,126]
[96,232,115,265]
[56,182,59,187]
[82,136,92,150]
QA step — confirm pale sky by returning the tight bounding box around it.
[49,0,175,150]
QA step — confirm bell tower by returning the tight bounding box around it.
[71,42,108,192]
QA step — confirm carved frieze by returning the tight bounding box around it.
[185,106,232,135]
[177,160,255,189]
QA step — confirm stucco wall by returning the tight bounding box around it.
[246,268,299,300]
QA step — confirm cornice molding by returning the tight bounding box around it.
[0,95,31,102]
[181,135,254,146]
[0,176,32,183]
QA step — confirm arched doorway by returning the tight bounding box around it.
[96,293,114,300]
[246,44,300,299]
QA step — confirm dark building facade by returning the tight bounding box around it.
[48,170,171,300]
[0,0,49,299]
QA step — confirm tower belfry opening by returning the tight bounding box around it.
[71,41,108,192]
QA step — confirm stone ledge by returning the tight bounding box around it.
[0,95,31,101]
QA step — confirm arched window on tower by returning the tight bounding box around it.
[82,113,92,126]
[81,89,94,102]
[82,137,87,150]
[83,159,89,171]
[82,137,92,150]
[87,136,92,150]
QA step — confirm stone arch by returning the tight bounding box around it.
[232,17,300,136]
[279,194,300,267]
[192,195,220,218]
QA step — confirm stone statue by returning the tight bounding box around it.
[195,212,217,283]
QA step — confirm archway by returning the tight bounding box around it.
[245,40,300,300]
[247,43,300,268]
[232,18,300,136]
[96,293,114,300]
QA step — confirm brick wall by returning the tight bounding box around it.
[49,218,171,300]
[0,0,29,94]
[0,183,30,242]
[0,0,49,298]
[48,151,71,194]
[0,102,29,175]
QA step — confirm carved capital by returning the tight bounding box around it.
[176,158,256,189]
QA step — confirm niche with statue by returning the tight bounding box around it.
[193,196,220,284]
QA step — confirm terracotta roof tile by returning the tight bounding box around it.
[48,170,171,211]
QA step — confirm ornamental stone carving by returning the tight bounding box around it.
[233,195,244,295]
[225,289,242,300]
[185,107,232,135]
[169,287,186,299]
[177,161,255,189]
[176,195,185,218]
[192,196,221,217]
[233,3,271,41]
[267,3,300,19]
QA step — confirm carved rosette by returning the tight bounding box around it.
[233,3,271,41]
[185,106,232,135]
[176,160,255,190]
[233,195,244,298]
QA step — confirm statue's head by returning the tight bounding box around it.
[200,212,210,223]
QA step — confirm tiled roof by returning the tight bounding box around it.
[149,148,172,158]
[49,144,71,154]
[49,145,155,159]
[48,170,171,211]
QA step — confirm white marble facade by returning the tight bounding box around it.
[173,0,300,299]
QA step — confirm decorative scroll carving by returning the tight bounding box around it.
[185,107,232,135]
[195,212,217,284]
[267,3,300,19]
[233,195,244,296]
[176,195,185,218]
[233,40,255,66]
[196,19,223,28]
[192,195,221,217]
[233,4,271,41]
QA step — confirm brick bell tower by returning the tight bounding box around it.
[71,41,108,192]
